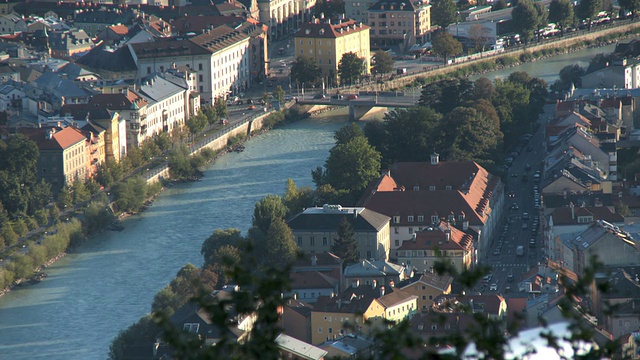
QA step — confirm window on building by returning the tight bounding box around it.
[323,237,328,246]
[394,227,399,234]
[198,63,203,70]
[183,323,200,332]
[297,237,302,246]
[393,216,400,223]
[310,237,315,246]
[367,251,371,258]
[318,327,323,333]
[431,215,439,223]
[408,227,413,233]
[429,185,436,191]
[395,239,399,246]
[408,215,414,222]
[147,66,151,74]
[198,74,203,82]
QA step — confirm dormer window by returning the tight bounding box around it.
[408,215,414,222]
[417,215,424,222]
[413,185,419,191]
[319,29,325,35]
[445,185,452,190]
[448,215,455,223]
[429,185,436,191]
[431,215,438,223]
[305,28,311,34]
[458,214,465,221]
[393,216,400,224]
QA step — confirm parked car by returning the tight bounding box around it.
[313,94,326,99]
[247,105,256,110]
[331,94,345,100]
[346,94,358,100]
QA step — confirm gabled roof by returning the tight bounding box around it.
[137,73,185,103]
[89,91,147,110]
[398,221,473,252]
[294,19,369,39]
[401,273,454,292]
[189,25,250,54]
[550,205,624,225]
[602,270,640,300]
[287,206,390,233]
[344,259,403,278]
[76,43,138,72]
[375,288,417,308]
[290,271,339,290]
[131,38,210,59]
[275,334,327,360]
[292,252,343,269]
[360,161,500,227]
[21,126,86,150]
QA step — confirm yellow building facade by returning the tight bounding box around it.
[294,18,370,82]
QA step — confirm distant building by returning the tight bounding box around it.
[367,0,431,49]
[48,29,94,59]
[258,0,316,39]
[396,221,475,274]
[21,127,88,192]
[294,18,370,83]
[399,272,453,312]
[358,154,504,262]
[287,204,391,261]
[581,58,640,90]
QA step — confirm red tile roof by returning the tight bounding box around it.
[398,221,473,251]
[360,161,500,227]
[21,126,86,150]
[550,206,624,225]
[108,24,128,36]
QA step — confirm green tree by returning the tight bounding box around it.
[186,110,207,135]
[576,0,603,24]
[473,77,495,101]
[28,180,51,216]
[366,107,443,167]
[282,179,314,218]
[263,217,298,267]
[273,85,286,103]
[12,253,34,280]
[431,0,458,28]
[555,64,585,90]
[112,176,148,213]
[252,195,288,234]
[12,218,27,237]
[441,106,501,162]
[201,228,244,267]
[431,32,463,64]
[372,50,394,76]
[71,178,90,204]
[549,0,575,33]
[619,0,640,16]
[331,217,358,264]
[214,97,228,121]
[290,55,322,86]
[322,136,381,195]
[419,78,474,114]
[109,315,159,360]
[535,2,549,31]
[207,245,242,286]
[34,209,48,226]
[334,123,364,145]
[49,204,60,224]
[338,52,365,86]
[511,0,540,43]
[57,186,73,211]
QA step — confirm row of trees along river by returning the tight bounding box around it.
[0,43,617,359]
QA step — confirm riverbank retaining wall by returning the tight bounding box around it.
[372,21,640,88]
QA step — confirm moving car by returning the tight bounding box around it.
[490,283,498,291]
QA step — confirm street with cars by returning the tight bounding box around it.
[477,105,553,296]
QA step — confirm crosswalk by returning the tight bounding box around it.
[491,263,529,268]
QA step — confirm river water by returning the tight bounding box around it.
[0,42,623,359]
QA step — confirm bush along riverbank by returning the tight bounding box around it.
[400,27,640,90]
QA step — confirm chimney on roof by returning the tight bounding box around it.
[353,279,360,288]
[412,233,417,243]
[463,220,469,231]
[444,227,451,242]
[430,153,439,165]
[372,279,377,289]
[45,128,55,139]
[353,209,358,218]
[380,285,385,297]
[389,280,395,288]
[311,254,317,266]
[570,202,575,220]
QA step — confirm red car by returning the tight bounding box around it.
[346,94,358,100]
